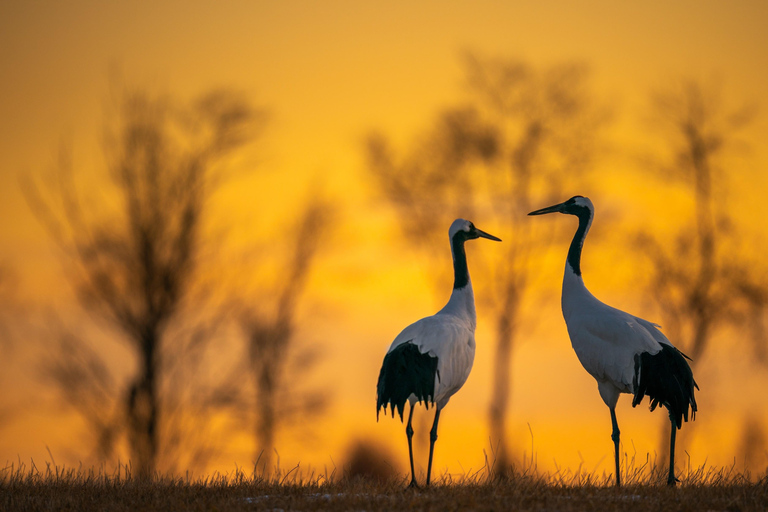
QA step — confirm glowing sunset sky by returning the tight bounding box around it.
[1,0,767,478]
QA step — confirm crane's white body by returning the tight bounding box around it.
[386,284,476,409]
[562,264,668,407]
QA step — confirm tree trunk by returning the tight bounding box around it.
[127,332,158,479]
[256,360,277,473]
[488,285,519,477]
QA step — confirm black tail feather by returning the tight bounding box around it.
[376,342,438,421]
[632,344,698,429]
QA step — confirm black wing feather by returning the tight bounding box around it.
[632,344,699,428]
[376,341,438,421]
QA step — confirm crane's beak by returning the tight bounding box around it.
[528,201,566,216]
[475,227,502,242]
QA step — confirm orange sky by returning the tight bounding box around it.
[1,1,768,479]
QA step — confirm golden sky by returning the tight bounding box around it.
[1,0,768,479]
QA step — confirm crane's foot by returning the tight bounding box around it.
[407,479,420,490]
[666,475,679,487]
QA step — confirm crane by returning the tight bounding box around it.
[376,218,501,487]
[528,195,698,486]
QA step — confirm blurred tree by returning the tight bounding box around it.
[0,263,18,430]
[236,195,333,472]
[634,79,767,465]
[0,263,15,349]
[367,54,606,474]
[737,415,767,474]
[24,85,263,478]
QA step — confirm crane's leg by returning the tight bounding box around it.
[425,407,441,486]
[405,403,418,488]
[667,414,679,486]
[610,407,621,487]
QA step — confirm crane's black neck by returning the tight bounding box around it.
[567,207,593,276]
[451,233,471,289]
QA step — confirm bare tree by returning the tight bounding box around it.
[737,415,767,474]
[0,263,16,349]
[24,85,262,478]
[634,79,767,463]
[367,54,606,473]
[236,195,333,472]
[0,263,19,430]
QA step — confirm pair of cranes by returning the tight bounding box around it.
[376,196,698,488]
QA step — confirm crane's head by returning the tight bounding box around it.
[449,218,502,243]
[527,195,593,218]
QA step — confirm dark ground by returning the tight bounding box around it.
[2,468,767,512]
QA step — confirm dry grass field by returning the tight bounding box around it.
[2,460,767,512]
